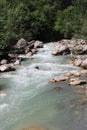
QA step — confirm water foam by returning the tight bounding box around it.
[0,103,8,110]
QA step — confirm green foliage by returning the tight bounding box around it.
[0,0,87,50]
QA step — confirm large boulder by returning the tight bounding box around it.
[74,59,82,66]
[81,59,87,69]
[71,55,87,67]
[0,64,15,72]
[52,44,71,55]
[72,39,87,55]
[15,38,27,49]
[15,38,27,54]
[34,40,43,48]
[0,59,8,65]
[52,39,87,55]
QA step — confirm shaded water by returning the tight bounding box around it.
[0,43,87,130]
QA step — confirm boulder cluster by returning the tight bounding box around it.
[51,39,87,55]
[51,39,87,69]
[71,55,87,69]
[49,71,87,86]
[0,38,43,72]
[50,38,87,97]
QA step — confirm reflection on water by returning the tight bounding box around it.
[0,43,87,130]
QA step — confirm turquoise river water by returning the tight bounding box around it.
[0,43,87,130]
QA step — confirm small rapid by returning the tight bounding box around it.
[0,43,87,130]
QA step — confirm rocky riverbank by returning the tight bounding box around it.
[0,38,43,72]
[49,38,87,103]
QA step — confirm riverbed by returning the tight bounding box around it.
[0,43,87,130]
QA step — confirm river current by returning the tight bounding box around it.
[0,43,87,130]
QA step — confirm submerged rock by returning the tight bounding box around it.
[69,79,86,86]
[53,86,62,92]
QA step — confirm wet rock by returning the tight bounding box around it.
[23,40,43,54]
[52,44,71,55]
[52,39,87,55]
[26,52,33,57]
[74,59,82,66]
[71,55,87,68]
[0,90,7,94]
[69,78,86,86]
[31,49,37,54]
[65,71,80,77]
[51,50,58,55]
[35,66,39,70]
[14,59,21,66]
[0,59,8,65]
[76,87,87,95]
[81,59,87,69]
[81,69,87,74]
[53,86,62,92]
[72,45,83,55]
[0,64,15,72]
[49,75,69,83]
[72,39,87,55]
[34,40,43,49]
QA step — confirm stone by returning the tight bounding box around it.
[14,59,21,66]
[69,79,86,86]
[65,71,80,77]
[0,59,8,65]
[81,59,87,69]
[81,69,87,74]
[15,38,27,49]
[52,44,71,55]
[49,75,69,83]
[34,40,43,48]
[34,66,39,69]
[31,49,37,54]
[0,64,15,72]
[74,59,82,66]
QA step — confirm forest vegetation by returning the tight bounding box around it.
[0,0,87,50]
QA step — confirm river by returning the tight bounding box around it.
[0,43,87,130]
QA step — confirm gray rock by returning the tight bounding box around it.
[52,44,71,55]
[69,79,86,86]
[49,75,69,82]
[0,64,15,72]
[0,59,8,65]
[81,59,87,69]
[15,38,27,49]
[34,40,43,48]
